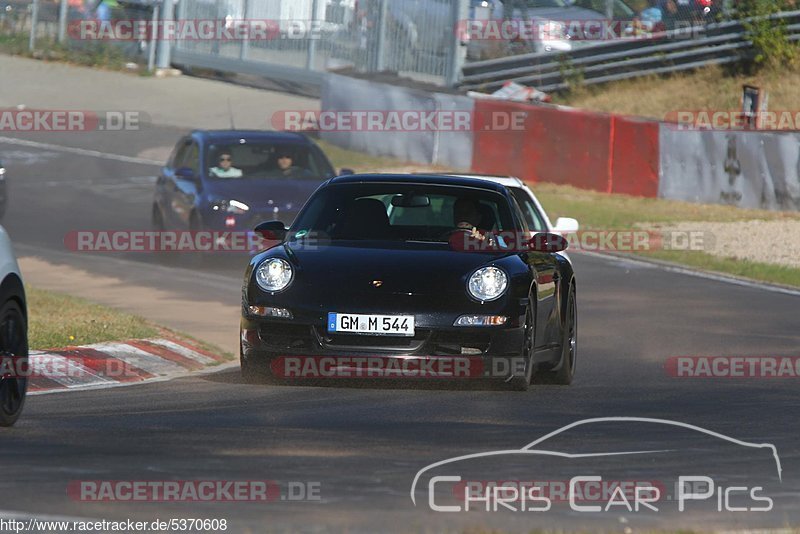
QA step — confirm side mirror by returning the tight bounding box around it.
[529,232,569,253]
[254,220,287,241]
[175,167,195,180]
[553,217,579,234]
[339,168,355,176]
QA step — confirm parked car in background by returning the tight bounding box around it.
[153,130,346,234]
[0,225,27,427]
[427,173,579,237]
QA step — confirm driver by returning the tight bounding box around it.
[449,198,502,251]
[453,197,486,240]
[275,150,308,178]
[209,152,243,178]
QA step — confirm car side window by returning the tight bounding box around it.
[170,139,190,168]
[510,188,546,232]
[508,195,530,234]
[183,143,200,175]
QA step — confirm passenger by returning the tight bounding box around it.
[210,152,243,178]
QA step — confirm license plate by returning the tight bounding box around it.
[327,312,415,336]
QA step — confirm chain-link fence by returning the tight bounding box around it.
[173,0,466,86]
[3,0,790,88]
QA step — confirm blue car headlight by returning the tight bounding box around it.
[211,199,249,214]
[255,258,294,292]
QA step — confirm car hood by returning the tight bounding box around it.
[286,241,510,296]
[204,178,324,213]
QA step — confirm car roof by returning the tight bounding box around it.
[435,173,526,188]
[328,173,509,192]
[191,130,313,144]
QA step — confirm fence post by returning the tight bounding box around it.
[157,0,175,70]
[240,0,250,61]
[58,0,68,43]
[375,0,387,71]
[148,3,160,72]
[445,0,468,87]
[305,0,319,70]
[28,0,39,51]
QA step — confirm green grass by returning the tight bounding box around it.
[532,182,800,288]
[26,286,161,350]
[315,139,431,173]
[533,183,800,228]
[0,32,136,71]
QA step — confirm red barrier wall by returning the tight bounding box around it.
[471,99,659,197]
[609,116,659,197]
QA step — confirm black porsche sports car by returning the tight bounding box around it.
[240,174,577,389]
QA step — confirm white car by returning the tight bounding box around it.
[442,174,580,236]
[0,225,27,427]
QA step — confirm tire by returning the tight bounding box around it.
[0,299,28,427]
[540,284,576,385]
[151,204,164,231]
[507,305,535,391]
[240,352,266,384]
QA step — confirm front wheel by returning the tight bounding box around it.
[508,306,534,391]
[0,299,28,427]
[539,284,576,385]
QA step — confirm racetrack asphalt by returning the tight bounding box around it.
[1,103,800,533]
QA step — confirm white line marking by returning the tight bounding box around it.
[0,135,162,166]
[578,250,800,298]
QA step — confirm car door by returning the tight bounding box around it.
[171,140,202,229]
[157,138,190,228]
[509,194,560,350]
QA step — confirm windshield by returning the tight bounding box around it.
[290,183,517,243]
[205,141,335,180]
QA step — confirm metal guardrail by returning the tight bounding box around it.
[460,10,800,93]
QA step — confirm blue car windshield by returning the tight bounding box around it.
[206,142,334,180]
[290,183,517,243]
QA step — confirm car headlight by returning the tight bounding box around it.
[0,167,5,177]
[255,258,294,292]
[467,266,508,302]
[211,199,249,214]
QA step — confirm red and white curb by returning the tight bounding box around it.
[26,338,231,395]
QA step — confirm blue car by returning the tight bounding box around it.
[152,130,346,235]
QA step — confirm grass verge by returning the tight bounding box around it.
[533,183,800,288]
[25,285,229,357]
[552,65,800,120]
[314,138,445,173]
[0,33,144,72]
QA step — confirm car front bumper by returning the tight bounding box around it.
[240,314,528,380]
